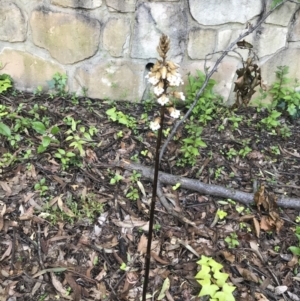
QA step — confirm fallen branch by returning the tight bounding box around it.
[116,160,300,209]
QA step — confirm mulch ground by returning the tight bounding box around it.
[0,92,300,301]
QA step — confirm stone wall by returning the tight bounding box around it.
[1,0,300,103]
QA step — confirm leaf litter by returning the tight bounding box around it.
[0,92,299,300]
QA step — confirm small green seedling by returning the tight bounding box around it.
[288,226,300,256]
[296,216,300,223]
[141,150,148,156]
[195,255,236,301]
[225,233,239,249]
[34,178,49,196]
[216,209,227,220]
[126,186,139,201]
[120,262,128,271]
[172,183,181,190]
[110,174,123,185]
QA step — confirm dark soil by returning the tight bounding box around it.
[0,91,300,301]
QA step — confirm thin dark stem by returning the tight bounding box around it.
[142,105,165,301]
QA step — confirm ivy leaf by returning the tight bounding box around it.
[208,258,223,272]
[213,283,236,301]
[198,278,219,298]
[195,265,210,280]
[196,255,211,266]
[213,270,229,287]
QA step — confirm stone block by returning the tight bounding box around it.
[74,60,145,101]
[289,9,300,41]
[106,0,137,12]
[30,7,100,64]
[188,29,216,59]
[266,1,296,26]
[0,2,26,42]
[51,0,102,9]
[189,0,262,26]
[181,56,239,104]
[103,18,131,57]
[131,2,188,61]
[0,48,64,91]
[262,48,300,87]
[256,25,287,58]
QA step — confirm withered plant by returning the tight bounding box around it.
[142,34,185,301]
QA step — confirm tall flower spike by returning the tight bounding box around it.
[157,35,170,59]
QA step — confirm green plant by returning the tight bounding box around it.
[172,183,181,190]
[34,178,49,196]
[239,222,251,232]
[260,110,281,130]
[141,150,148,156]
[224,233,239,249]
[274,245,280,252]
[227,114,242,130]
[185,70,220,125]
[214,166,224,180]
[0,73,13,94]
[270,145,280,155]
[177,123,207,166]
[33,85,43,96]
[109,173,123,185]
[54,149,76,170]
[296,216,300,223]
[238,145,252,158]
[130,170,141,183]
[216,209,227,220]
[47,72,68,96]
[154,223,161,231]
[126,186,139,201]
[195,255,236,301]
[269,66,300,120]
[106,107,137,131]
[226,148,237,160]
[288,226,300,256]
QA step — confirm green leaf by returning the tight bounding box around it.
[213,283,236,301]
[41,136,51,147]
[157,277,170,300]
[32,121,46,134]
[208,258,223,272]
[195,265,211,280]
[288,246,300,256]
[51,126,60,135]
[106,107,117,121]
[213,270,229,287]
[0,122,11,136]
[198,278,219,298]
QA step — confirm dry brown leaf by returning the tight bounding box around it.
[223,250,235,263]
[57,195,75,217]
[50,272,73,300]
[247,150,264,160]
[287,255,299,267]
[237,266,260,283]
[260,215,273,232]
[150,251,170,265]
[255,292,269,300]
[0,241,12,261]
[138,234,148,255]
[0,181,12,196]
[252,217,260,238]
